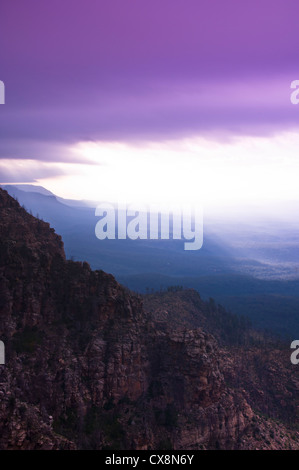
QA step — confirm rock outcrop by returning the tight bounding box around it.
[0,188,298,450]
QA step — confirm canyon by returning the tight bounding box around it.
[0,187,298,450]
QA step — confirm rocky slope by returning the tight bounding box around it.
[0,188,298,450]
[144,290,299,448]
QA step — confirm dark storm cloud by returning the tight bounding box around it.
[1,0,299,163]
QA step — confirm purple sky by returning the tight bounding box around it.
[1,0,299,181]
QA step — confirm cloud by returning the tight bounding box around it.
[1,0,299,164]
[38,132,299,204]
[0,159,67,183]
[0,139,98,164]
[1,77,298,154]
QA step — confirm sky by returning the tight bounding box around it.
[1,0,299,209]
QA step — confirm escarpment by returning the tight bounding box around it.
[0,188,297,450]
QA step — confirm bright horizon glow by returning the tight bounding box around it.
[3,131,299,212]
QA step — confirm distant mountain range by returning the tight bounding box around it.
[0,187,298,450]
[1,184,243,277]
[2,184,299,337]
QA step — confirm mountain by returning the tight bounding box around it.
[3,185,299,338]
[0,187,298,450]
[120,273,299,338]
[6,184,56,196]
[1,184,94,206]
[144,289,299,428]
[0,185,242,277]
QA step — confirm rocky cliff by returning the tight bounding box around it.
[0,188,298,450]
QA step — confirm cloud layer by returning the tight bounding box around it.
[1,0,299,187]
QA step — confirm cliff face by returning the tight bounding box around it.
[0,188,298,450]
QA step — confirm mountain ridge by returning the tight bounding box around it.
[0,187,298,449]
